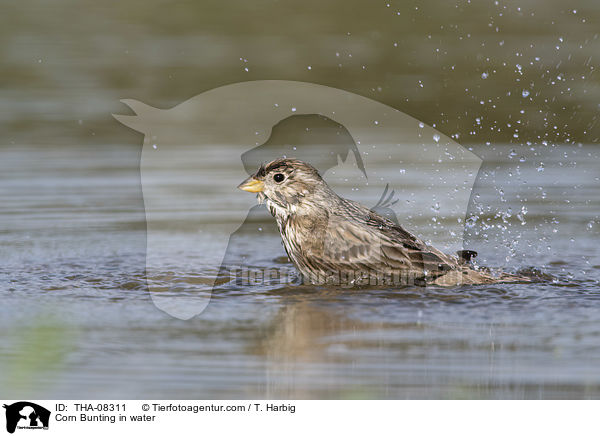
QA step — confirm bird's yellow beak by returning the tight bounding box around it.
[238,177,264,193]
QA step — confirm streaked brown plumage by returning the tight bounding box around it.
[239,158,524,286]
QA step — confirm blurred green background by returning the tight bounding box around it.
[1,0,598,148]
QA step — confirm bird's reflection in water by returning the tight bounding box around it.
[250,298,395,399]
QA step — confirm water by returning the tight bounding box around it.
[2,0,600,399]
[1,143,599,399]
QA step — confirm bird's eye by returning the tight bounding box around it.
[273,173,285,183]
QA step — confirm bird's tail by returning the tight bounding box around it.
[431,266,534,286]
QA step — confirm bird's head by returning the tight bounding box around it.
[238,158,332,210]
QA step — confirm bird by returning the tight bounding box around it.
[238,158,528,287]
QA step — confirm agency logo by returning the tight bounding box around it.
[3,402,50,434]
[114,80,482,319]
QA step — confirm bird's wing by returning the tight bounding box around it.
[326,199,459,276]
[320,213,389,271]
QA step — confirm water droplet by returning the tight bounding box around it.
[481,72,489,79]
[465,216,478,228]
[522,89,530,97]
[433,133,440,143]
